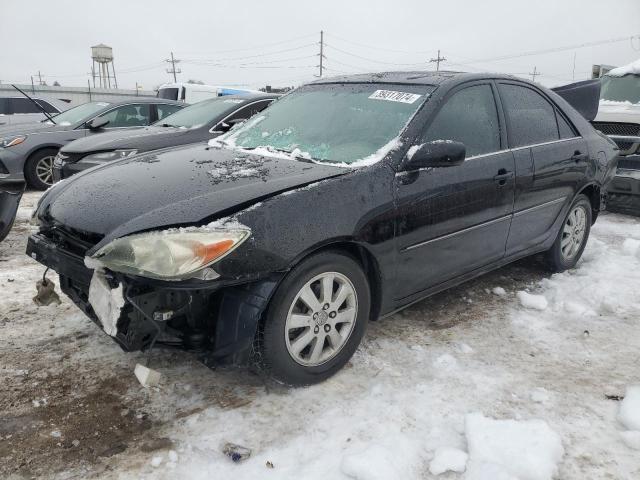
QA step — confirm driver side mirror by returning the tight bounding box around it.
[87,117,110,130]
[403,140,466,170]
[213,118,247,134]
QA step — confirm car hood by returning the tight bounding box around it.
[0,122,70,137]
[37,143,347,250]
[61,126,195,154]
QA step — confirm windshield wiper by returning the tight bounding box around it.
[160,123,178,128]
[12,84,56,124]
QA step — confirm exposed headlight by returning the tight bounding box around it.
[92,228,250,280]
[82,149,138,163]
[0,135,26,148]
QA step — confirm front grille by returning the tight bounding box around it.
[42,225,102,258]
[592,122,640,136]
[0,159,8,174]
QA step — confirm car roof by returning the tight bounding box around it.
[310,70,530,88]
[105,97,184,105]
[214,93,280,101]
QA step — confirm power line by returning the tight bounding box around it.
[324,44,426,66]
[177,33,317,56]
[181,43,317,64]
[456,34,639,65]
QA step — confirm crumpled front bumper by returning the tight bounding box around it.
[26,232,282,364]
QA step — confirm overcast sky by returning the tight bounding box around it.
[2,0,639,91]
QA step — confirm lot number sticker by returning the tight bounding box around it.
[368,90,422,104]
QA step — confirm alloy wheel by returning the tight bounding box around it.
[284,271,358,367]
[35,155,55,186]
[561,205,587,260]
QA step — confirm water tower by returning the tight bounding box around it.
[91,44,118,89]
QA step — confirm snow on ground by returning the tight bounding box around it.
[1,192,640,479]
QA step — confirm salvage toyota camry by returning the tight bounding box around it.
[28,72,618,385]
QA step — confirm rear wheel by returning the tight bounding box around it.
[25,148,58,190]
[545,194,592,272]
[262,251,370,386]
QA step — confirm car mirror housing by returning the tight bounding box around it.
[213,118,247,134]
[404,141,466,170]
[87,117,110,130]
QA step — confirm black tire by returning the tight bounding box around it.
[24,148,58,190]
[545,194,592,272]
[262,251,370,386]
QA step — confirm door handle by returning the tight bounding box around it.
[493,169,513,186]
[571,150,588,162]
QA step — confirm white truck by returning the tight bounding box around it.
[156,82,261,104]
[592,59,640,215]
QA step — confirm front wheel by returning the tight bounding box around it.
[545,194,592,272]
[25,148,58,190]
[262,251,370,386]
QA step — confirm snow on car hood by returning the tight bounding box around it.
[36,142,347,250]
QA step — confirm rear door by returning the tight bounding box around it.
[394,82,515,300]
[497,82,587,255]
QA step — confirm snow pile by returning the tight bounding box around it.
[492,286,507,296]
[516,291,548,310]
[340,443,412,480]
[428,447,468,475]
[606,59,640,77]
[618,386,640,431]
[465,413,564,480]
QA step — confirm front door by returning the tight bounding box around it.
[394,82,515,301]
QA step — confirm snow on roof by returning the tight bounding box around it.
[606,59,640,77]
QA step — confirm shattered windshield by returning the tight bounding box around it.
[601,75,640,104]
[228,83,433,165]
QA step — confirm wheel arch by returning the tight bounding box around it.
[576,182,601,224]
[284,239,384,322]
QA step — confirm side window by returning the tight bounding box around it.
[499,84,559,147]
[157,104,182,121]
[421,84,500,157]
[97,104,151,127]
[9,98,42,114]
[556,111,576,139]
[0,98,8,115]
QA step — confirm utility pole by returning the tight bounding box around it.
[165,52,181,82]
[37,71,44,86]
[318,30,325,77]
[572,52,577,81]
[429,50,446,71]
[30,76,35,94]
[530,66,540,82]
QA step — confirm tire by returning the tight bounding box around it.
[262,251,370,386]
[25,148,58,190]
[545,194,592,272]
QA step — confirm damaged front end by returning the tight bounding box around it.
[27,225,283,365]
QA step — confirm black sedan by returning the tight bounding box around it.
[0,98,184,189]
[53,94,277,181]
[27,72,617,385]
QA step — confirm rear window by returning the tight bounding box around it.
[157,88,179,101]
[499,84,559,148]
